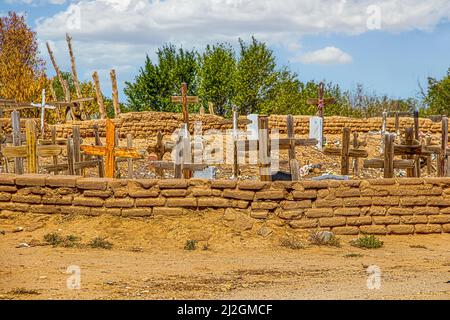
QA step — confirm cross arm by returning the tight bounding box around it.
[81,145,107,157]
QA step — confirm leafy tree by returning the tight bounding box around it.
[234,37,278,114]
[0,11,47,102]
[423,68,450,115]
[198,43,236,117]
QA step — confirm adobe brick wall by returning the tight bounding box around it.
[0,112,439,139]
[1,173,450,235]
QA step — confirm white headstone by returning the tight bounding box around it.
[247,114,259,140]
[309,116,323,150]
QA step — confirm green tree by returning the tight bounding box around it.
[234,37,278,114]
[198,43,236,117]
[423,68,450,115]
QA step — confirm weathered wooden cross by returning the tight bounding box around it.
[30,89,57,138]
[80,119,143,178]
[171,83,199,128]
[324,128,369,176]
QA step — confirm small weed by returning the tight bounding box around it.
[88,237,113,250]
[410,245,427,249]
[43,233,81,248]
[344,253,363,258]
[184,240,198,251]
[280,236,306,250]
[9,288,40,295]
[202,243,210,251]
[308,230,341,247]
[350,234,384,249]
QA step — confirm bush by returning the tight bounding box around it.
[184,240,198,251]
[308,230,341,247]
[44,233,81,248]
[88,237,113,250]
[350,235,383,249]
[280,236,305,250]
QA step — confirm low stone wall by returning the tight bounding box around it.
[0,112,442,138]
[1,173,450,235]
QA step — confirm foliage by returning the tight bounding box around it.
[422,68,450,116]
[88,237,113,250]
[184,239,198,251]
[43,233,81,248]
[350,234,384,249]
[0,12,47,103]
[280,235,305,250]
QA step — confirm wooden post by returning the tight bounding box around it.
[439,117,448,177]
[155,131,165,178]
[341,128,351,175]
[181,83,189,125]
[127,134,133,178]
[73,126,82,176]
[232,107,239,178]
[25,120,38,174]
[395,112,400,135]
[353,132,359,176]
[11,111,24,174]
[404,127,415,177]
[174,131,183,179]
[110,69,121,116]
[92,71,107,119]
[51,126,58,175]
[46,42,70,102]
[258,116,271,181]
[93,124,104,178]
[67,138,75,175]
[414,110,420,141]
[66,33,83,117]
[426,136,432,175]
[287,115,299,180]
[384,133,394,178]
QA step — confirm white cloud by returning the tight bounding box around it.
[296,46,353,65]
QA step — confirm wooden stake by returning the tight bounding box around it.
[341,128,350,175]
[439,117,448,177]
[46,42,70,102]
[110,69,121,116]
[127,134,133,178]
[93,124,105,178]
[353,132,359,176]
[11,111,24,174]
[92,71,107,119]
[26,120,37,174]
[51,126,58,175]
[384,133,394,178]
[66,33,83,117]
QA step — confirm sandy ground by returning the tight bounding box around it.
[0,211,449,300]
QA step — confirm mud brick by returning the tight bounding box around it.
[443,224,450,233]
[190,187,212,197]
[105,198,134,208]
[114,188,129,198]
[0,202,28,212]
[373,216,400,225]
[292,190,317,199]
[107,179,128,190]
[387,208,413,215]
[250,211,269,219]
[153,207,184,216]
[198,197,231,208]
[83,190,113,198]
[343,197,372,207]
[372,197,399,206]
[255,190,286,200]
[302,180,335,189]
[212,189,222,197]
[306,208,333,218]
[289,219,318,229]
[11,194,41,204]
[161,189,188,197]
[416,187,443,196]
[277,210,303,220]
[414,224,442,234]
[317,189,331,199]
[272,181,294,190]
[136,198,166,207]
[189,179,208,187]
[166,198,197,207]
[16,174,48,187]
[319,217,346,227]
[400,197,428,206]
[56,187,76,195]
[251,202,278,210]
[400,216,428,224]
[43,195,73,205]
[122,208,152,217]
[423,177,450,186]
[340,180,361,187]
[211,180,237,189]
[76,178,107,190]
[29,205,60,214]
[0,186,17,193]
[387,187,417,196]
[128,189,159,198]
[223,189,255,201]
[332,226,359,235]
[440,207,450,214]
[367,178,396,185]
[428,197,450,206]
[73,197,104,207]
[238,181,268,191]
[0,193,11,202]
[315,199,343,208]
[231,200,249,209]
[360,188,389,197]
[132,179,159,189]
[334,207,361,216]
[428,215,450,224]
[280,200,311,210]
[335,188,361,198]
[359,225,387,235]
[387,225,414,234]
[414,206,440,215]
[346,216,372,226]
[158,179,188,189]
[0,174,16,185]
[46,175,79,188]
[396,178,424,185]
[60,206,91,215]
[95,208,121,216]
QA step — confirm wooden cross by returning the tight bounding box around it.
[324,128,369,176]
[30,89,57,138]
[307,82,336,119]
[80,119,143,178]
[171,83,199,128]
[2,120,63,174]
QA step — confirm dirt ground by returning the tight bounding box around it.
[0,211,449,300]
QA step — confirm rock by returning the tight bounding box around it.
[39,276,47,280]
[257,226,273,238]
[12,227,23,233]
[16,243,30,248]
[316,231,334,243]
[231,215,254,232]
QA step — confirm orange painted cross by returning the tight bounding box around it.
[171,82,199,127]
[80,119,143,178]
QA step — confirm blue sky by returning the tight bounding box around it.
[1,0,449,102]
